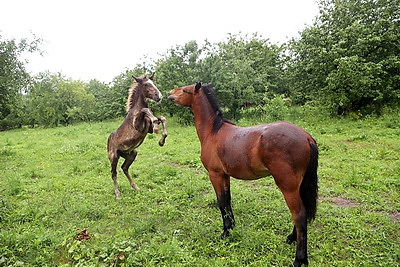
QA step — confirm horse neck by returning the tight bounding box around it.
[127,84,149,111]
[128,90,148,113]
[192,93,218,143]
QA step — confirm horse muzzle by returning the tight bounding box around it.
[153,93,162,102]
[167,93,176,102]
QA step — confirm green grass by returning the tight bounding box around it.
[0,113,399,266]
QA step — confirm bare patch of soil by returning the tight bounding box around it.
[330,196,399,222]
[331,196,361,207]
[389,211,400,222]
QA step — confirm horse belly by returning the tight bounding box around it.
[231,168,270,180]
[221,151,270,180]
[218,130,270,180]
[117,132,146,152]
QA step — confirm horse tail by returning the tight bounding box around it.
[300,142,319,223]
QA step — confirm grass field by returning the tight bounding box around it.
[1,111,399,266]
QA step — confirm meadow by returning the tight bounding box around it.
[1,110,399,266]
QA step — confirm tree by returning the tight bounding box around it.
[155,41,205,123]
[0,34,41,129]
[201,33,284,119]
[287,0,400,115]
[27,72,95,127]
[155,36,284,123]
[86,79,112,121]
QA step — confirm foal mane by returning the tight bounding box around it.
[126,76,147,113]
[201,83,235,132]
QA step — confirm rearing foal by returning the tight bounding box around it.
[107,74,167,200]
[168,82,318,267]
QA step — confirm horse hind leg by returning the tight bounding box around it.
[273,169,308,266]
[121,150,140,191]
[286,225,297,244]
[282,190,309,267]
[109,151,121,200]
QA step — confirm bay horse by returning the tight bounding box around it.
[107,74,167,200]
[168,82,318,266]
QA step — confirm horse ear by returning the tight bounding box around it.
[149,72,155,80]
[195,82,201,92]
[133,76,143,83]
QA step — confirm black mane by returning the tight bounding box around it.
[201,83,235,132]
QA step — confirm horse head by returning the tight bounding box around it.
[133,73,162,102]
[167,82,202,107]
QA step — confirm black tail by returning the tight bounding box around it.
[300,142,319,222]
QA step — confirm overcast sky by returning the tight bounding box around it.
[1,0,319,83]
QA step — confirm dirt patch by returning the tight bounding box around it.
[389,211,400,222]
[330,197,399,222]
[331,196,361,207]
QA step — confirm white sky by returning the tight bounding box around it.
[1,0,319,83]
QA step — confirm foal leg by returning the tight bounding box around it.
[108,151,121,200]
[120,150,140,191]
[157,116,168,146]
[140,108,160,133]
[209,171,235,239]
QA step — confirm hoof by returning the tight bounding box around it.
[158,139,165,146]
[292,257,308,267]
[290,261,308,267]
[286,234,296,244]
[115,195,121,200]
[153,125,160,134]
[221,230,230,239]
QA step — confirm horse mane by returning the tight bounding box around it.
[126,75,147,113]
[201,83,235,132]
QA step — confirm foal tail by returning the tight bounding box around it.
[300,142,319,223]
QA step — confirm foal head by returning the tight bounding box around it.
[127,73,162,112]
[134,73,162,102]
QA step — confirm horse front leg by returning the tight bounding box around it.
[209,171,235,239]
[140,108,160,133]
[157,116,167,146]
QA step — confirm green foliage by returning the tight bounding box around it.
[155,41,205,124]
[27,72,95,127]
[239,93,290,122]
[155,35,285,123]
[0,34,41,129]
[287,0,400,114]
[2,0,399,129]
[201,34,284,120]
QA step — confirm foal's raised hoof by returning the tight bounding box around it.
[158,139,165,146]
[152,124,160,134]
